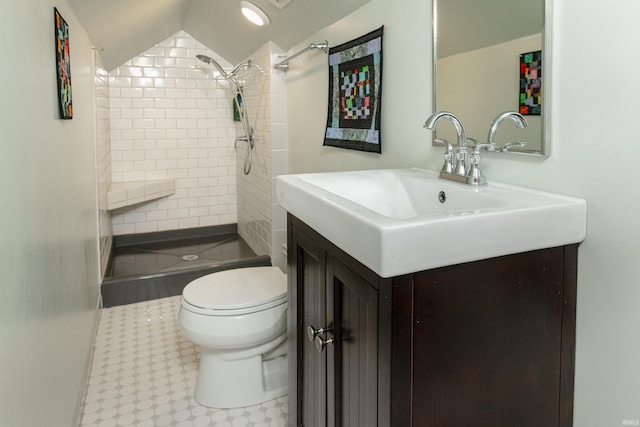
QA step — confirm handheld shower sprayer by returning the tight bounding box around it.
[196,55,229,79]
[196,54,264,175]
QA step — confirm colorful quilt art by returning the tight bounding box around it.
[324,27,384,153]
[519,50,542,116]
[54,7,73,119]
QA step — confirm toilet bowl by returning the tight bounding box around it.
[178,266,288,409]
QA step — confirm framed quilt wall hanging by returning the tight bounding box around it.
[324,26,384,153]
[54,7,73,119]
[519,50,542,116]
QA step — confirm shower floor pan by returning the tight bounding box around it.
[101,227,270,307]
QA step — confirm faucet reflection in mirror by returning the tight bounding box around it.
[424,111,528,186]
[489,112,528,152]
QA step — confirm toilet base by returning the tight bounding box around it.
[194,334,288,408]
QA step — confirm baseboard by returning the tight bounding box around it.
[73,296,102,426]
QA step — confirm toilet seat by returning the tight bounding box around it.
[181,266,287,316]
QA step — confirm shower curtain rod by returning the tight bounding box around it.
[274,40,329,71]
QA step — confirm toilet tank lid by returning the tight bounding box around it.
[182,266,287,311]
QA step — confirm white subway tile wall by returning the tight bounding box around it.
[236,42,288,268]
[269,44,288,272]
[95,52,113,279]
[109,31,238,235]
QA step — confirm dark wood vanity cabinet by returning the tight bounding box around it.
[288,216,390,426]
[287,214,577,427]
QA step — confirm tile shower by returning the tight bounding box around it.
[97,31,288,275]
[107,32,239,236]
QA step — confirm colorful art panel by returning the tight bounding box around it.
[339,57,374,128]
[324,26,383,153]
[54,8,73,119]
[519,50,542,116]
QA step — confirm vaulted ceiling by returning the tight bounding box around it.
[68,0,371,71]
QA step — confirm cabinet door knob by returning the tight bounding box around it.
[307,325,332,342]
[315,336,335,353]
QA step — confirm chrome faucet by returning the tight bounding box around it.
[464,111,529,185]
[465,112,529,185]
[424,111,470,183]
[424,111,530,186]
[488,111,528,151]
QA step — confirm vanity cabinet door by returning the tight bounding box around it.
[289,225,327,427]
[289,216,384,427]
[326,255,379,427]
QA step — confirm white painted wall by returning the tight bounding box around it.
[0,1,101,426]
[286,1,432,174]
[286,0,640,424]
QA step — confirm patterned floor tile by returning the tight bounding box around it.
[80,296,289,427]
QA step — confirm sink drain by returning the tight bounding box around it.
[438,191,446,203]
[182,255,199,261]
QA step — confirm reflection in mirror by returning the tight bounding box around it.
[433,0,548,156]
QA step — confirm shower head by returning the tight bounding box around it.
[196,54,213,64]
[197,55,265,87]
[228,60,265,87]
[196,54,229,79]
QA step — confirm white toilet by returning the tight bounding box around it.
[178,266,288,408]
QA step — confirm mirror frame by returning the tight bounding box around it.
[432,0,552,157]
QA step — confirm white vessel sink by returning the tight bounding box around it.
[276,168,587,278]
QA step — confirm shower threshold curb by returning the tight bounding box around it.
[101,256,271,308]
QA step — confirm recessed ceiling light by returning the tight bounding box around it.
[240,1,270,27]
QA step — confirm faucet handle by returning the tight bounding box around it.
[435,138,454,174]
[467,138,497,152]
[466,148,488,186]
[472,142,497,154]
[434,138,453,152]
[465,142,493,186]
[466,137,480,150]
[500,141,527,152]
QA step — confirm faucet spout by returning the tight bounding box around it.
[424,111,467,150]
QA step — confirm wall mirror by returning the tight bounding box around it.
[433,0,549,156]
